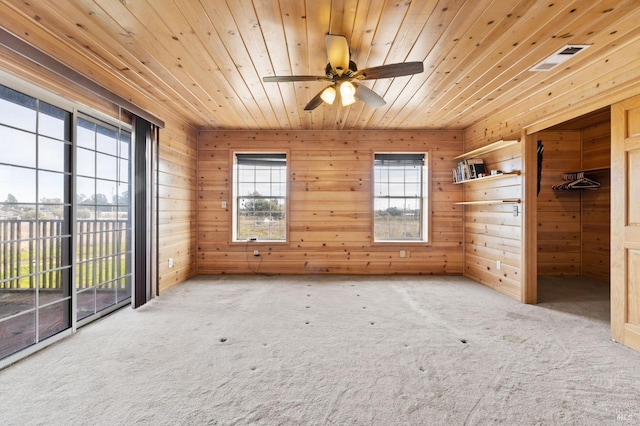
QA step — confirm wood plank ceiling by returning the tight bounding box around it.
[1,0,639,130]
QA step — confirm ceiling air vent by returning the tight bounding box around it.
[529,44,591,72]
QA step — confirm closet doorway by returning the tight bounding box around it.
[533,107,611,318]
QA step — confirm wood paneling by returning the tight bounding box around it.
[157,120,198,293]
[536,131,582,276]
[2,1,640,131]
[459,141,523,300]
[521,132,538,303]
[581,122,611,281]
[197,130,463,275]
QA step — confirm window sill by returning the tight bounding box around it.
[373,240,431,246]
[231,240,288,245]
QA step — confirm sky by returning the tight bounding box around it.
[0,91,129,207]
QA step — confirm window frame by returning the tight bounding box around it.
[372,151,431,244]
[231,150,289,243]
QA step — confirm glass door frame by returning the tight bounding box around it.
[0,72,135,368]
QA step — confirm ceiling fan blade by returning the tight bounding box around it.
[304,87,329,111]
[325,34,350,75]
[355,61,424,80]
[354,83,386,108]
[263,75,329,83]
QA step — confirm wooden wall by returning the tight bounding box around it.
[196,130,463,275]
[536,131,583,276]
[581,122,611,281]
[459,142,524,301]
[0,46,199,294]
[157,119,198,293]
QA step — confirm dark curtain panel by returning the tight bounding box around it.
[133,116,158,308]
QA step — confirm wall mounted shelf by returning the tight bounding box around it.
[455,199,521,205]
[453,139,520,160]
[452,171,521,185]
[453,139,522,206]
[563,166,610,174]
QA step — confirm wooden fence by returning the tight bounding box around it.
[0,219,129,290]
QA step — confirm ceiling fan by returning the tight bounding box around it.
[262,34,424,110]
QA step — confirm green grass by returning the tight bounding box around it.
[238,218,286,240]
[374,215,421,240]
[1,249,129,290]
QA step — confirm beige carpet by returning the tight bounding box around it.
[0,275,638,425]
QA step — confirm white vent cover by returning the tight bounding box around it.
[529,44,591,72]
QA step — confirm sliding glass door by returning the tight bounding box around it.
[0,84,133,361]
[75,116,132,322]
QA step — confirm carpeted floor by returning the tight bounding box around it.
[0,275,638,425]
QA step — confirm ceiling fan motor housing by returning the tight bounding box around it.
[325,61,358,79]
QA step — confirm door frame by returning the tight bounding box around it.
[522,131,538,304]
[521,94,640,353]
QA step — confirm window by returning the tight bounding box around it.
[374,153,429,242]
[233,153,287,242]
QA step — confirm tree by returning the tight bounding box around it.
[77,208,92,219]
[386,207,402,216]
[112,190,129,206]
[87,193,110,206]
[23,209,45,220]
[4,193,17,209]
[241,192,284,220]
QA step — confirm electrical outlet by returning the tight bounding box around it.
[221,201,227,209]
[253,250,260,257]
[513,205,519,217]
[496,260,501,270]
[168,258,174,268]
[399,250,406,258]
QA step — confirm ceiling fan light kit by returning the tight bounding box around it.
[263,34,424,110]
[339,82,357,106]
[320,86,336,105]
